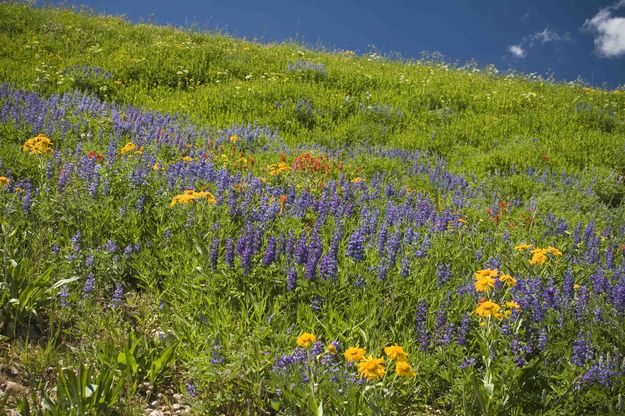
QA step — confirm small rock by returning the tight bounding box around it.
[157,392,164,399]
[2,381,26,396]
[5,409,21,416]
[7,367,19,377]
[172,404,182,411]
[166,388,174,395]
[148,411,165,416]
[150,400,160,407]
[172,393,182,402]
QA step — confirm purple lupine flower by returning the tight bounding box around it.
[52,243,60,255]
[311,296,323,312]
[225,238,235,268]
[436,263,451,287]
[111,283,124,307]
[262,236,276,266]
[457,313,471,346]
[572,330,593,367]
[311,341,325,356]
[104,239,118,253]
[377,259,388,281]
[305,230,322,280]
[460,357,476,369]
[415,234,430,258]
[71,230,81,253]
[345,228,365,262]
[377,222,388,256]
[286,267,298,291]
[59,285,70,307]
[386,229,402,267]
[319,251,338,280]
[185,379,198,398]
[124,245,133,258]
[83,274,95,298]
[294,231,309,265]
[400,256,410,277]
[415,300,429,351]
[537,328,548,351]
[209,237,220,269]
[84,255,94,269]
[211,336,225,364]
[21,189,32,213]
[562,268,575,301]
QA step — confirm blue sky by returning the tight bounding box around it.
[57,0,625,89]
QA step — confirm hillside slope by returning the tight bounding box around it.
[1,3,625,415]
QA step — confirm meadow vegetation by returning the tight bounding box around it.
[1,2,625,415]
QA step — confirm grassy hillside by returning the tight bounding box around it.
[1,3,625,415]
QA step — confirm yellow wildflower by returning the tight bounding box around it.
[327,343,337,354]
[357,356,385,380]
[344,347,365,363]
[120,142,143,155]
[14,187,24,193]
[475,300,501,318]
[229,134,238,143]
[182,156,193,162]
[574,283,581,290]
[0,176,9,186]
[169,190,217,208]
[514,243,533,250]
[506,301,521,310]
[384,345,408,362]
[474,276,495,293]
[395,361,416,377]
[296,332,316,348]
[499,273,516,287]
[351,177,363,183]
[474,268,499,279]
[546,246,562,256]
[529,248,548,265]
[22,134,53,154]
[268,162,291,176]
[153,162,161,171]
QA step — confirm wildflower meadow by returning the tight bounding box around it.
[1,3,625,415]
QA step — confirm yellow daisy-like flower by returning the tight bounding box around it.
[499,273,516,287]
[506,301,521,310]
[344,347,365,363]
[514,243,533,251]
[0,176,9,186]
[296,332,316,348]
[384,345,408,362]
[474,268,498,279]
[546,246,562,256]
[120,142,143,155]
[529,251,548,265]
[268,162,291,177]
[169,190,217,208]
[475,300,501,318]
[573,283,581,290]
[395,361,416,377]
[357,356,385,380]
[182,156,193,162]
[229,134,238,143]
[22,134,53,154]
[153,162,161,171]
[474,276,495,293]
[327,343,337,354]
[351,177,363,183]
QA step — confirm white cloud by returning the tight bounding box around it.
[507,27,570,58]
[508,44,526,58]
[584,0,625,57]
[530,28,571,45]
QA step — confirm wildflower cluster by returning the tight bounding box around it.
[515,243,563,265]
[22,134,53,154]
[169,190,217,207]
